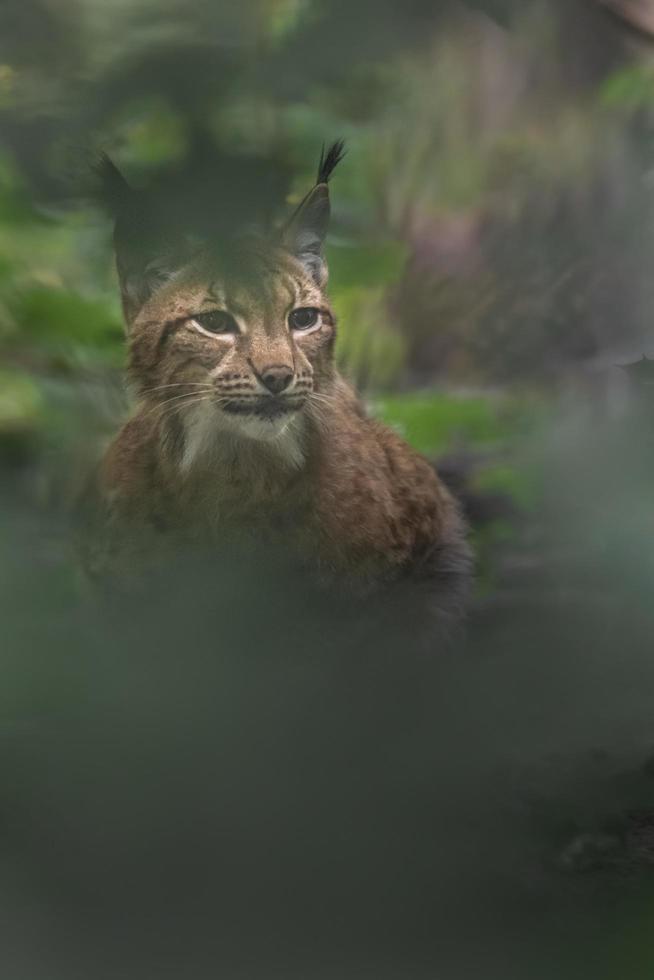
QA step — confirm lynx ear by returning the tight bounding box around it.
[96,153,133,212]
[282,140,345,287]
[95,155,185,325]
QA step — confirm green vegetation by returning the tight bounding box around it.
[376,391,519,455]
[3,4,654,977]
[1,0,650,554]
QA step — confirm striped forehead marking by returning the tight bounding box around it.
[198,247,323,326]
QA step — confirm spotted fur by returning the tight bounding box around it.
[83,147,472,625]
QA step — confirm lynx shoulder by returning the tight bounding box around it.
[81,143,472,621]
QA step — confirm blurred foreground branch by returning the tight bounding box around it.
[599,0,654,38]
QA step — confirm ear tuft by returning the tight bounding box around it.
[316,139,346,185]
[281,140,345,286]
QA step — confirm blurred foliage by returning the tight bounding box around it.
[0,0,653,574]
[3,4,654,977]
[377,391,519,455]
[0,0,652,402]
[0,0,651,592]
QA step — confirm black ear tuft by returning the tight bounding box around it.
[281,140,345,287]
[94,153,134,214]
[316,139,346,185]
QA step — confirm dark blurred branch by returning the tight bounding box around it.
[597,0,654,40]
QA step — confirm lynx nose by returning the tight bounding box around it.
[260,365,294,395]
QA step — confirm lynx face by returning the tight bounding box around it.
[100,141,345,467]
[127,243,336,457]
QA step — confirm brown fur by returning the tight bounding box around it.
[82,155,472,624]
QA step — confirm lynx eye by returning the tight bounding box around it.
[289,307,320,332]
[192,311,239,336]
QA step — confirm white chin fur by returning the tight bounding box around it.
[180,402,304,472]
[224,413,294,441]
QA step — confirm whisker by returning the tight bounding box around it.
[307,391,339,429]
[139,382,216,396]
[308,392,338,409]
[139,389,215,422]
[154,394,215,427]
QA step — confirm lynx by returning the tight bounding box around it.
[82,143,471,626]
